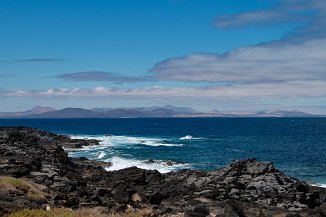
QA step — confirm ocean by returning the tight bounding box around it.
[1,117,325,186]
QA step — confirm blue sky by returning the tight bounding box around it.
[1,0,326,113]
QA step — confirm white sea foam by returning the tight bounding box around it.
[311,183,326,188]
[66,134,186,172]
[64,145,107,152]
[180,135,203,140]
[71,135,183,147]
[180,135,193,140]
[104,156,188,173]
[97,151,106,159]
[108,135,183,147]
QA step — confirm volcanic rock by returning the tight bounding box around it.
[1,127,326,216]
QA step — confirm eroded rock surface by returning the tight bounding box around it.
[1,127,326,216]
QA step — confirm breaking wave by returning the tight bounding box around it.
[97,151,106,159]
[180,135,203,140]
[104,156,189,173]
[70,135,183,147]
[65,134,188,172]
[312,183,326,188]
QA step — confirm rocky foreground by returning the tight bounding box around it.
[0,127,326,217]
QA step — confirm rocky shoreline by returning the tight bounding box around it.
[0,127,326,216]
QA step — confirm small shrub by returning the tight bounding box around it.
[6,207,108,217]
[6,208,73,217]
[7,207,158,217]
[74,207,109,217]
[0,176,46,200]
[110,207,154,217]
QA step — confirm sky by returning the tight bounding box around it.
[0,0,326,113]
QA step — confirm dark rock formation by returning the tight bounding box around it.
[1,127,326,216]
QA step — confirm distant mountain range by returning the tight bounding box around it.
[0,106,323,118]
[0,106,56,118]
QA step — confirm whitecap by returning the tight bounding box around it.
[104,156,189,173]
[180,135,193,140]
[138,140,183,147]
[311,183,326,188]
[70,134,183,147]
[97,151,106,159]
[180,135,203,140]
[110,135,183,147]
[64,145,107,152]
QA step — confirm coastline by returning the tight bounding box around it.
[65,133,326,188]
[1,127,326,216]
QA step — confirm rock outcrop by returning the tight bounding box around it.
[0,127,326,216]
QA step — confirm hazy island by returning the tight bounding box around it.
[0,106,323,119]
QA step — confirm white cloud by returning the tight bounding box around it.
[214,10,308,29]
[150,38,326,83]
[57,71,152,82]
[1,81,325,99]
[149,0,326,85]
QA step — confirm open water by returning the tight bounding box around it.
[1,118,325,186]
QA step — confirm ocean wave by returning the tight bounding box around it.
[63,145,107,152]
[104,156,189,173]
[97,151,106,159]
[70,134,183,147]
[311,183,326,188]
[66,134,186,172]
[179,135,203,140]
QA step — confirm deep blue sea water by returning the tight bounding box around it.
[1,118,325,186]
